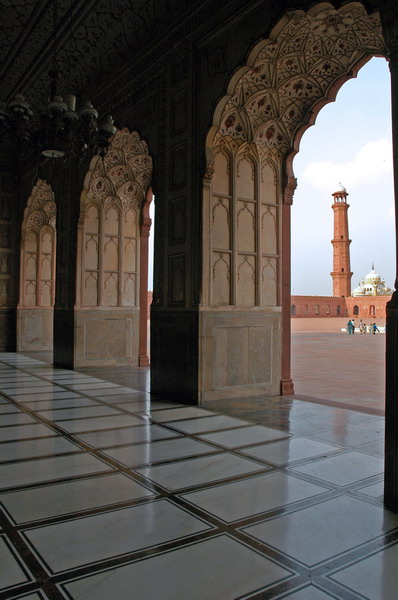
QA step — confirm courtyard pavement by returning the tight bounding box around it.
[291,318,385,414]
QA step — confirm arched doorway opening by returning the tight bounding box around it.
[202,2,386,402]
[75,128,153,367]
[17,179,56,352]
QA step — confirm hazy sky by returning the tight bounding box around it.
[148,57,395,296]
[291,57,395,295]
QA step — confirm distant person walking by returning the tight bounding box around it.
[372,322,380,335]
[347,320,353,334]
[351,319,356,334]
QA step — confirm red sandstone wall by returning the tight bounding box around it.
[291,295,390,321]
[147,291,153,319]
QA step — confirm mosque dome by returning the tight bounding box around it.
[352,265,392,297]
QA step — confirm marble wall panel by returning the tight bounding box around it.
[75,309,139,366]
[17,307,53,351]
[199,310,281,402]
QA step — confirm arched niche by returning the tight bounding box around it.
[17,179,56,352]
[75,128,153,366]
[200,2,385,402]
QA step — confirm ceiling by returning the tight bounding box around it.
[1,0,201,111]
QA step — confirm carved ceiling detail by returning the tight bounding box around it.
[215,4,385,157]
[1,0,200,109]
[85,128,153,213]
[22,178,56,238]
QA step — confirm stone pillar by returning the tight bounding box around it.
[381,2,398,511]
[53,158,82,369]
[139,188,153,367]
[280,173,296,395]
[0,142,19,351]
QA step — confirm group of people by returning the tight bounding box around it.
[346,319,380,335]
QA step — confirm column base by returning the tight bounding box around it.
[139,355,150,367]
[280,378,294,395]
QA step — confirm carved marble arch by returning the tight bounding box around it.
[77,128,153,308]
[19,179,56,308]
[204,2,385,310]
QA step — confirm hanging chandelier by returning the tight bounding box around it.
[0,0,116,161]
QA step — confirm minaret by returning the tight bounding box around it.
[330,184,353,297]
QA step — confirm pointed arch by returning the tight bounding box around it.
[200,2,386,402]
[17,179,56,351]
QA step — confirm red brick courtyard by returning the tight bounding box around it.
[291,317,385,414]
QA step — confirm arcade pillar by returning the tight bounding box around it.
[382,1,398,511]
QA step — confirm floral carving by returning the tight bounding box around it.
[215,5,384,152]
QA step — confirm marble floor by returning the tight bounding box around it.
[0,353,396,599]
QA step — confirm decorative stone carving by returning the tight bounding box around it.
[216,5,384,153]
[79,128,152,308]
[20,179,56,308]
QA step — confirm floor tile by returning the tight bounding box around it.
[24,499,212,574]
[102,437,218,467]
[64,382,120,390]
[0,453,112,490]
[75,424,181,447]
[38,405,121,421]
[15,392,81,402]
[198,425,288,448]
[0,437,82,462]
[243,495,398,566]
[32,397,99,411]
[112,401,148,413]
[149,406,216,422]
[165,415,251,434]
[0,423,57,442]
[0,404,22,414]
[62,534,292,600]
[0,412,37,426]
[136,452,267,491]
[181,471,327,522]
[5,386,65,395]
[0,473,154,523]
[241,437,341,466]
[356,481,384,500]
[0,535,32,589]
[86,387,138,397]
[310,419,385,447]
[55,414,145,433]
[91,392,146,404]
[274,585,337,598]
[291,451,384,486]
[329,542,398,599]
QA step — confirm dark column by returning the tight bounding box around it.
[0,142,19,351]
[53,158,82,368]
[381,2,398,511]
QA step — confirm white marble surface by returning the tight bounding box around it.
[0,473,154,523]
[24,499,212,573]
[243,495,398,566]
[62,535,292,600]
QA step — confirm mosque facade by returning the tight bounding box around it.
[291,187,392,321]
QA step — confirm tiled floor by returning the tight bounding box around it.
[0,353,397,599]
